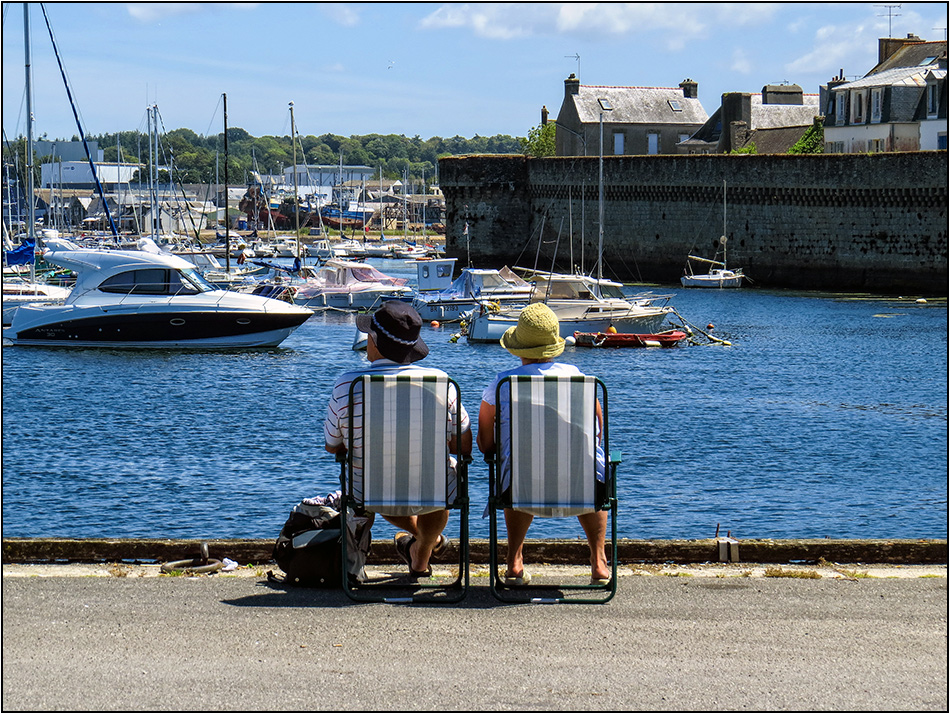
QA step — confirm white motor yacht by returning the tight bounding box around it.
[3,247,313,348]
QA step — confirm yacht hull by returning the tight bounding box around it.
[4,306,310,348]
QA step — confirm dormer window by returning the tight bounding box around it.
[835,91,847,125]
[851,89,867,124]
[870,88,883,123]
[927,83,939,116]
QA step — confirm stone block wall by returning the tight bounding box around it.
[438,152,948,294]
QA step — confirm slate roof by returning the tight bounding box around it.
[570,85,707,125]
[684,93,820,146]
[871,40,948,74]
[838,65,945,90]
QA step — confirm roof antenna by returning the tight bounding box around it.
[565,53,580,81]
[874,3,901,37]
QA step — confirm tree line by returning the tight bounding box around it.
[2,128,529,189]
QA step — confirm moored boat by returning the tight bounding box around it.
[3,247,313,348]
[464,272,674,343]
[573,330,688,348]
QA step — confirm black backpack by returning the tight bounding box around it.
[270,496,373,588]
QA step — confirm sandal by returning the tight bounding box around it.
[395,534,432,579]
[504,570,531,586]
[432,534,450,559]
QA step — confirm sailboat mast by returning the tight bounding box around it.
[722,178,727,268]
[289,101,300,257]
[223,93,230,273]
[23,4,36,283]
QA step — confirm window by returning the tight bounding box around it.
[938,133,947,150]
[927,83,939,116]
[835,92,847,125]
[868,138,886,152]
[668,99,683,112]
[851,90,866,124]
[613,132,625,155]
[647,133,660,155]
[870,88,883,123]
[98,268,201,295]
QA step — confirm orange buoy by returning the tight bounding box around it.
[430,321,440,329]
[707,323,715,330]
[606,325,618,334]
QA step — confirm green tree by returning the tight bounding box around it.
[520,122,556,157]
[787,120,824,154]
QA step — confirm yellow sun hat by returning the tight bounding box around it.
[499,302,565,359]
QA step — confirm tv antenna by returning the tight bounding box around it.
[565,53,580,80]
[875,4,901,37]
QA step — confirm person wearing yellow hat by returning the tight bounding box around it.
[476,302,609,586]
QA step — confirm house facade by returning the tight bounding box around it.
[822,35,947,153]
[678,85,821,154]
[553,74,707,156]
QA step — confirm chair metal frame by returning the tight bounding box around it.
[486,374,619,604]
[339,373,470,603]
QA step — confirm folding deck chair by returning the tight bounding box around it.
[486,374,620,604]
[339,373,470,603]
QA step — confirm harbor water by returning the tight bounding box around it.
[2,259,947,543]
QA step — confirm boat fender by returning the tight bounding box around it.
[564,335,576,346]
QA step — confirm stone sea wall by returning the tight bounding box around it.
[438,152,948,295]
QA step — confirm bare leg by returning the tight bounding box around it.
[577,510,610,581]
[381,514,419,537]
[408,510,449,572]
[503,508,534,578]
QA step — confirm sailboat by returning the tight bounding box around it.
[2,5,71,326]
[681,180,745,288]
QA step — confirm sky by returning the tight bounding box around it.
[3,2,948,144]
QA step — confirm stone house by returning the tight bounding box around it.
[678,84,821,154]
[552,74,708,156]
[822,34,947,152]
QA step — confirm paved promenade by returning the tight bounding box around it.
[3,561,946,711]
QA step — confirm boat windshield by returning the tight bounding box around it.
[180,268,216,293]
[599,283,626,299]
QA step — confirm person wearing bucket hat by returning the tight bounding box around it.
[477,302,610,586]
[324,301,471,578]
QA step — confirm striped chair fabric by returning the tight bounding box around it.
[504,375,600,517]
[355,373,454,511]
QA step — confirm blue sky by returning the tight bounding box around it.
[3,2,947,143]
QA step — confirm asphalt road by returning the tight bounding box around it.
[2,568,946,711]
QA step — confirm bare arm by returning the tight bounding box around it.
[476,400,496,454]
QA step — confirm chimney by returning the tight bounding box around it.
[679,78,698,99]
[762,83,803,105]
[541,105,549,125]
[879,33,925,64]
[565,73,580,97]
[719,93,752,152]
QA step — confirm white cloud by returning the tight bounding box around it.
[321,3,361,27]
[731,48,753,75]
[125,3,201,23]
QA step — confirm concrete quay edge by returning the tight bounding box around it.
[3,537,947,566]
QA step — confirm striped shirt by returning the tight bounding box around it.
[325,359,470,487]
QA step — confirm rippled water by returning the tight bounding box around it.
[2,260,946,542]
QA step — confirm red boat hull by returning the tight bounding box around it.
[573,330,687,348]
